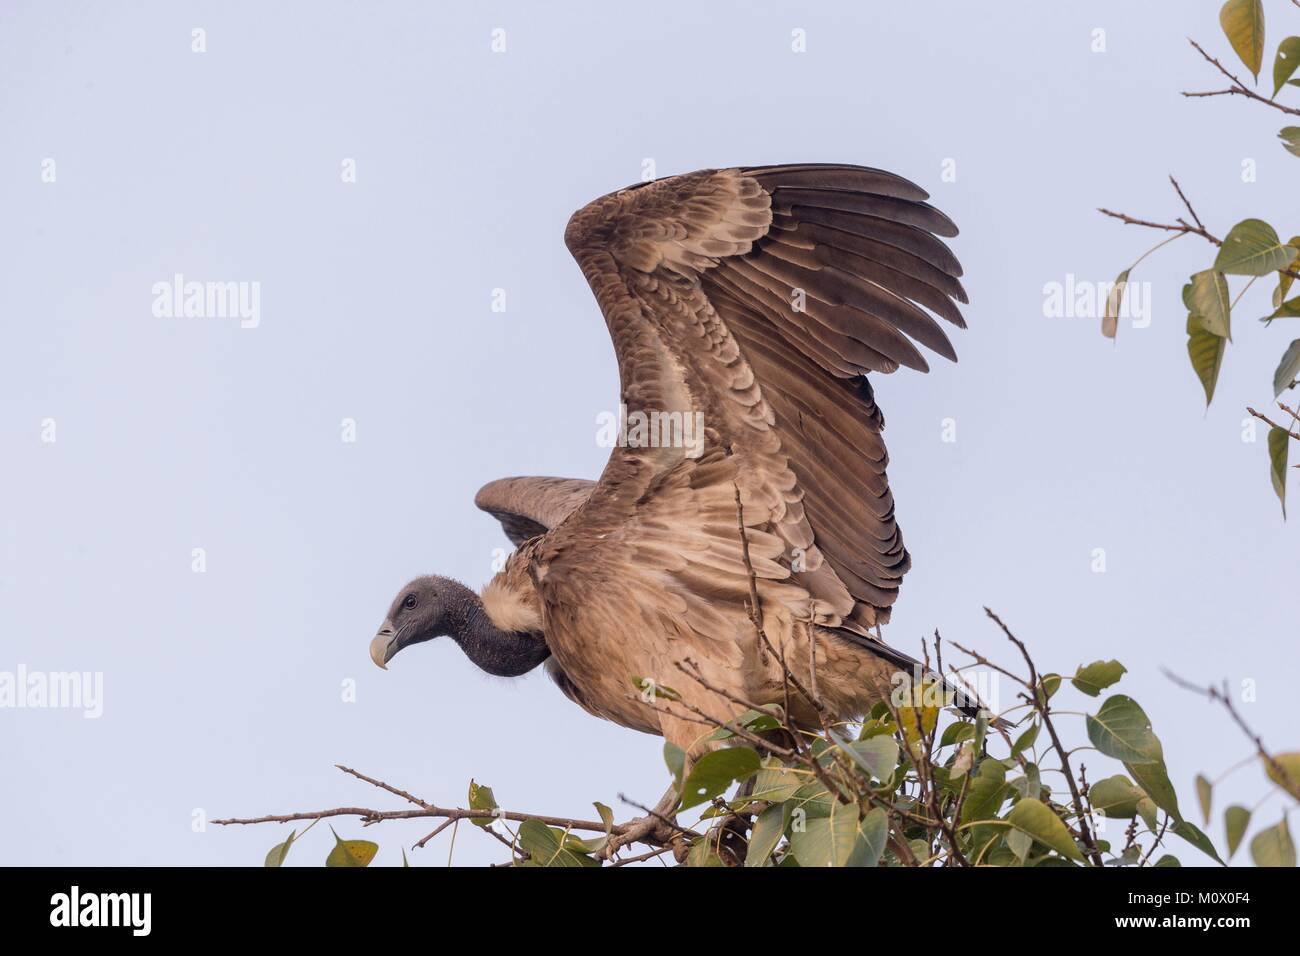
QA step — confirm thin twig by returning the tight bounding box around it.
[985,608,1105,868]
[1163,670,1300,801]
[1247,406,1300,441]
[1182,39,1300,117]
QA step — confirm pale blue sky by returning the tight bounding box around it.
[2,1,1296,866]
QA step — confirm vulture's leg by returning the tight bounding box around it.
[602,713,712,862]
[602,785,683,862]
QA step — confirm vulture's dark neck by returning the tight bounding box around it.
[441,579,549,677]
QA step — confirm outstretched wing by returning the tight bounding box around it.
[475,476,596,547]
[539,164,964,636]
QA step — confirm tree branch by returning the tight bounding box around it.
[1182,39,1300,117]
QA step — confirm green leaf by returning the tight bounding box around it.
[1011,722,1040,758]
[1220,0,1266,80]
[264,829,295,868]
[1187,315,1228,406]
[1281,127,1300,158]
[750,756,802,802]
[1089,775,1143,818]
[1215,219,1298,276]
[678,747,761,811]
[1005,797,1085,862]
[1171,819,1225,865]
[1225,805,1251,859]
[1087,695,1162,763]
[517,819,599,867]
[831,730,899,781]
[790,798,859,867]
[960,761,1009,825]
[709,706,783,740]
[1269,426,1290,518]
[467,779,498,828]
[1102,269,1130,339]
[1265,296,1300,322]
[1072,660,1128,697]
[1187,270,1232,339]
[847,806,889,868]
[1137,797,1159,832]
[1274,341,1300,397]
[940,721,977,748]
[1263,751,1300,794]
[1007,826,1033,862]
[1036,673,1062,704]
[562,800,617,856]
[1195,774,1213,825]
[325,827,379,868]
[401,847,410,867]
[1278,239,1300,304]
[663,742,686,790]
[1275,36,1300,95]
[1249,818,1296,867]
[1128,757,1182,822]
[745,801,791,866]
[1153,854,1182,867]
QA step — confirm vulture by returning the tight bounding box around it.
[370,163,982,779]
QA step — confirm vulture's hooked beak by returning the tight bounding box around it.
[369,624,398,670]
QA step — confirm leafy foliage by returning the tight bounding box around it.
[1100,2,1300,515]
[238,615,1297,868]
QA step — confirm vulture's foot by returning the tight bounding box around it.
[604,787,685,863]
[604,814,685,863]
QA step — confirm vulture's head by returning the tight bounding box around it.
[369,575,458,669]
[369,574,550,677]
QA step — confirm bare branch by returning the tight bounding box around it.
[1247,406,1300,441]
[1182,39,1300,117]
[985,607,1105,867]
[1163,670,1300,802]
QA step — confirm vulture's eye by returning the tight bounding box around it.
[403,594,417,610]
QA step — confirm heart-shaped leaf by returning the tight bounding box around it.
[1087,695,1162,763]
[1188,315,1228,406]
[1072,660,1128,697]
[678,747,761,810]
[1250,818,1296,867]
[1216,219,1298,276]
[517,819,600,867]
[325,827,379,868]
[1188,270,1232,339]
[790,797,859,867]
[1263,751,1300,794]
[1225,805,1251,859]
[1089,775,1143,818]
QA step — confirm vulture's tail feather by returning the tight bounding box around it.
[828,626,1013,732]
